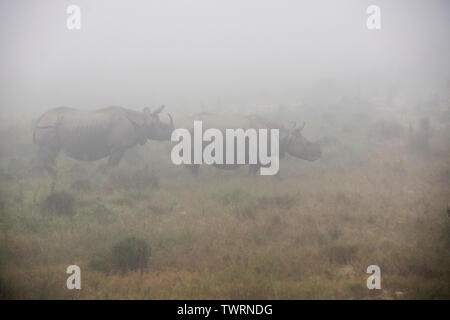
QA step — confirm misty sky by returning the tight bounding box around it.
[1,0,449,118]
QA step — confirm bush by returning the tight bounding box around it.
[89,237,151,274]
[110,237,151,273]
[41,191,76,217]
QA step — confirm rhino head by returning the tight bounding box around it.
[282,122,322,161]
[142,105,174,141]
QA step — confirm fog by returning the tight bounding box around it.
[1,0,449,119]
[1,1,450,300]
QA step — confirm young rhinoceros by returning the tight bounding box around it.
[183,113,321,175]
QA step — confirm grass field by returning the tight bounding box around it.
[0,115,449,299]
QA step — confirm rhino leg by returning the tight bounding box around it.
[107,148,125,167]
[33,145,60,192]
[34,145,60,177]
[96,149,125,174]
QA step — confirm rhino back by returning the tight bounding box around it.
[36,107,139,161]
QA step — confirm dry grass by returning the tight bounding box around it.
[0,125,449,299]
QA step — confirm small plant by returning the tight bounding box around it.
[41,191,76,216]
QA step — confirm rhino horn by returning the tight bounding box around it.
[167,113,174,129]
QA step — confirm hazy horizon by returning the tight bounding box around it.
[1,0,449,119]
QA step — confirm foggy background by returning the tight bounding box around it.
[0,0,449,119]
[1,1,450,300]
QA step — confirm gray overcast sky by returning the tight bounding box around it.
[1,0,449,118]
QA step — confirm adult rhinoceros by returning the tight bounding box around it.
[183,113,321,174]
[33,105,174,175]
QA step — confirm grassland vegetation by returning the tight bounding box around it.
[0,107,449,299]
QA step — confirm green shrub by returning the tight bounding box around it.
[89,237,151,274]
[110,237,151,273]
